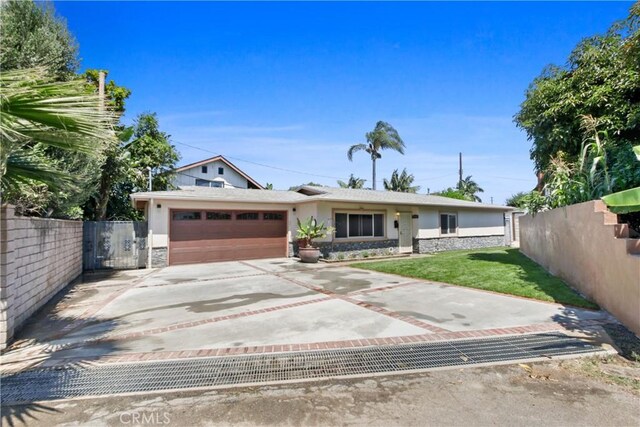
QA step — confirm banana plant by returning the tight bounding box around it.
[296,216,333,248]
[601,146,640,214]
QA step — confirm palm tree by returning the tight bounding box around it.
[383,168,420,193]
[457,175,484,202]
[0,68,116,194]
[347,121,405,190]
[337,174,366,189]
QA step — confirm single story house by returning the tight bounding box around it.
[172,155,264,189]
[131,185,513,267]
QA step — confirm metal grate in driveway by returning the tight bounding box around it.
[1,333,605,404]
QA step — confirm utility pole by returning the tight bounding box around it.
[458,152,463,187]
[491,197,494,204]
[147,167,152,191]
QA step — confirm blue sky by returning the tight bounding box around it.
[55,1,633,203]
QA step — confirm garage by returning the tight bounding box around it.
[169,209,288,265]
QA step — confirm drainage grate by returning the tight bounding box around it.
[1,333,605,404]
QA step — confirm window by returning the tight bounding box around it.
[206,212,231,220]
[195,179,223,188]
[335,213,384,238]
[237,212,259,220]
[173,211,201,220]
[263,212,284,220]
[201,166,208,173]
[218,167,224,175]
[440,213,457,234]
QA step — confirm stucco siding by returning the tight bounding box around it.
[416,209,440,238]
[520,201,640,335]
[417,208,504,238]
[458,210,505,237]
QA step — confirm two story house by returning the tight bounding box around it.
[172,155,264,189]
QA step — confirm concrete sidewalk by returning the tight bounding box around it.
[0,258,613,374]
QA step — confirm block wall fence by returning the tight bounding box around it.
[519,200,640,336]
[1,205,83,350]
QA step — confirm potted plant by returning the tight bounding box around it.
[296,216,332,263]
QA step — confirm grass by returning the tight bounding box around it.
[573,356,640,392]
[351,247,598,310]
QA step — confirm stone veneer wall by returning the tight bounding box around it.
[413,235,505,253]
[1,205,83,350]
[292,239,400,260]
[151,247,168,268]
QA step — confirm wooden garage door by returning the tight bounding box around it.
[169,210,288,265]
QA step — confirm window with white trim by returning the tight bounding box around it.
[440,213,457,235]
[334,213,384,238]
[195,178,223,188]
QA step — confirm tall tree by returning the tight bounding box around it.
[337,174,366,189]
[456,175,484,202]
[347,121,405,190]
[85,113,180,220]
[0,68,116,214]
[81,69,133,220]
[505,191,529,208]
[0,0,79,79]
[514,3,640,192]
[383,168,420,193]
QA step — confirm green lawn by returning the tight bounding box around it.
[351,247,598,310]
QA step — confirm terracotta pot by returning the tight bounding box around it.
[298,247,321,263]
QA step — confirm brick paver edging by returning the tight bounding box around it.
[39,322,572,369]
[240,261,452,333]
[92,296,333,343]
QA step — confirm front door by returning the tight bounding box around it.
[398,212,413,253]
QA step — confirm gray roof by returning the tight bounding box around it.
[131,186,307,203]
[295,186,511,210]
[131,185,512,211]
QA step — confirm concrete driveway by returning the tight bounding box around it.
[1,258,611,374]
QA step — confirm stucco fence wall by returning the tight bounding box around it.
[1,205,83,350]
[519,200,640,336]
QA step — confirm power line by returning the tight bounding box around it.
[174,140,349,181]
[486,175,534,182]
[173,140,535,185]
[411,173,458,183]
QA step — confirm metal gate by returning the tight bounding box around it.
[83,221,148,270]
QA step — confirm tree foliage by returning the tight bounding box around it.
[84,69,131,113]
[84,113,180,220]
[347,121,405,190]
[514,4,640,193]
[0,0,79,79]
[383,168,420,193]
[432,188,468,201]
[456,175,484,202]
[505,191,529,208]
[337,174,366,189]
[0,68,116,217]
